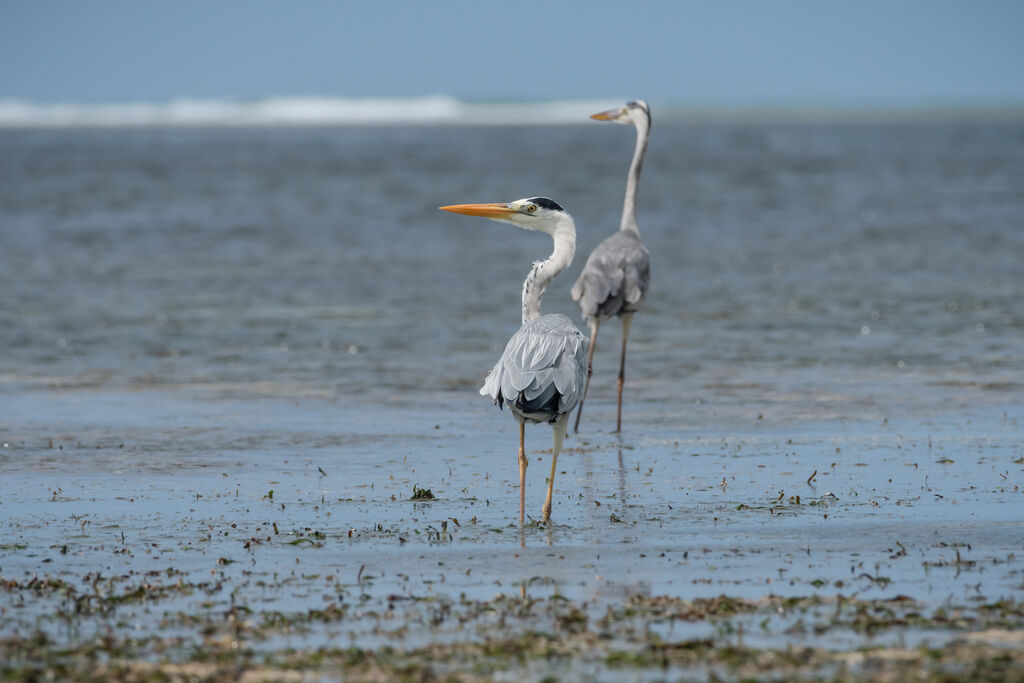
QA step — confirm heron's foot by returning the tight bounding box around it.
[541,503,552,524]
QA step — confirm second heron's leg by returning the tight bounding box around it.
[542,414,569,523]
[518,421,527,526]
[615,312,634,434]
[573,320,600,433]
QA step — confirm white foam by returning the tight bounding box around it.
[0,96,622,127]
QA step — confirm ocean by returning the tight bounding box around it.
[1,107,1021,423]
[1,100,1023,676]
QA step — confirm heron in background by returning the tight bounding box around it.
[571,100,652,433]
[440,198,587,525]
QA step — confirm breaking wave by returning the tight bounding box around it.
[0,96,623,127]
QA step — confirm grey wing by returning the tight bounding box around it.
[571,231,651,322]
[480,314,588,421]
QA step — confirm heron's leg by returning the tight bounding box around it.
[573,320,600,433]
[615,312,634,434]
[542,414,569,523]
[518,421,527,526]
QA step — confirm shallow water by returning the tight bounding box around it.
[2,123,1022,407]
[1,121,1023,677]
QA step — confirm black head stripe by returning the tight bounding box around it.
[627,100,652,126]
[528,197,564,212]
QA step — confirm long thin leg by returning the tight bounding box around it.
[573,320,600,433]
[517,421,527,526]
[542,413,569,523]
[615,312,634,434]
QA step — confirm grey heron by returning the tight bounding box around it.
[571,100,652,433]
[440,197,587,525]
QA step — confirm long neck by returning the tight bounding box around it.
[522,216,576,324]
[620,116,650,235]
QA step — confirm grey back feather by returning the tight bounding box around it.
[571,230,651,323]
[480,313,588,423]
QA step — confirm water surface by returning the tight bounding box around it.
[1,120,1022,678]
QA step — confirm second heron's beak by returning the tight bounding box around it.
[439,203,516,218]
[590,106,624,121]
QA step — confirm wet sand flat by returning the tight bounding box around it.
[2,387,1022,680]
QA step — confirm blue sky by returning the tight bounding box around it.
[2,0,1022,106]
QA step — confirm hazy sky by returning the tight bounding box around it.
[2,0,1022,106]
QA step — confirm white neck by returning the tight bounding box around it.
[521,215,576,324]
[620,116,650,235]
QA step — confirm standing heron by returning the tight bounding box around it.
[440,197,587,524]
[571,100,652,433]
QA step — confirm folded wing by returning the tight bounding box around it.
[480,313,588,422]
[571,230,651,323]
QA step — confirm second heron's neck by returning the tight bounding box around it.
[620,118,650,235]
[522,216,576,324]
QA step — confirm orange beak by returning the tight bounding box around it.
[590,106,623,121]
[439,202,516,218]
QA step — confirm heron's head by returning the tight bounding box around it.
[591,100,651,128]
[439,197,569,235]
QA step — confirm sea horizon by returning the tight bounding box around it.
[2,94,1024,128]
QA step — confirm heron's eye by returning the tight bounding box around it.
[527,204,536,213]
